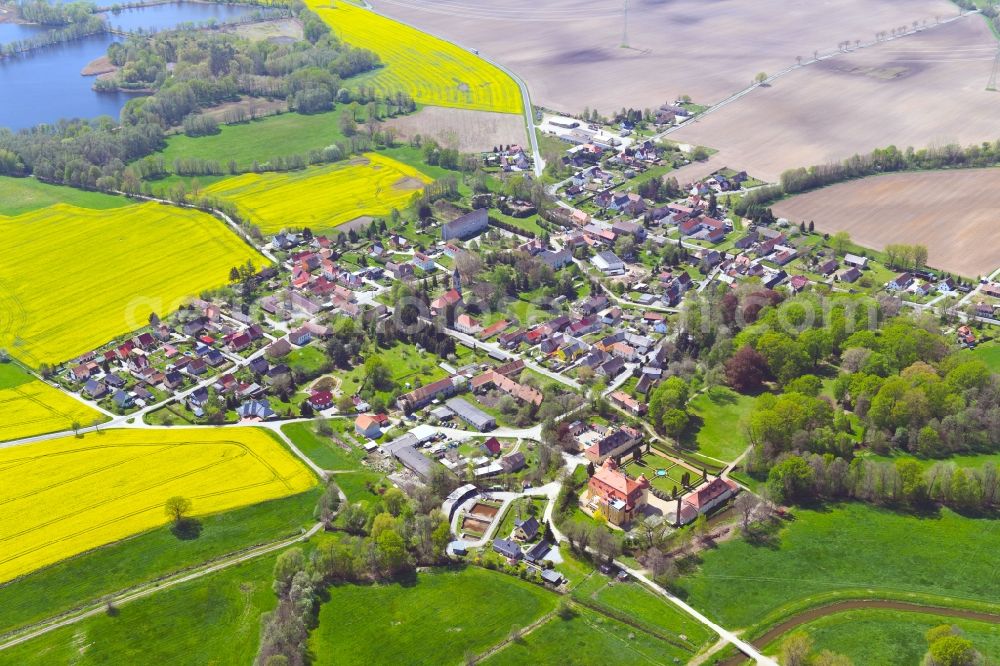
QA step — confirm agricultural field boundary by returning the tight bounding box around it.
[202,153,432,234]
[305,0,523,114]
[710,597,1000,666]
[0,521,324,653]
[0,428,317,583]
[656,9,979,141]
[0,200,267,367]
[349,1,543,175]
[739,589,1000,651]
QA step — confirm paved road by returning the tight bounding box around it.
[355,1,543,178]
[441,327,582,391]
[621,563,777,665]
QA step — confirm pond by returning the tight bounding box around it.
[0,2,259,130]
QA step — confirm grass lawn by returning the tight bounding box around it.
[0,488,319,634]
[966,342,1000,372]
[482,605,689,665]
[682,386,758,463]
[675,502,1000,630]
[286,345,328,375]
[281,421,366,471]
[335,342,447,401]
[622,458,685,496]
[587,579,716,650]
[154,111,347,174]
[0,176,129,216]
[763,609,1000,665]
[489,207,544,236]
[331,469,388,507]
[860,450,1000,472]
[2,554,279,666]
[309,567,557,664]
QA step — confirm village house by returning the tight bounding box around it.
[355,414,383,439]
[455,314,482,335]
[237,399,276,421]
[386,261,415,281]
[513,516,539,541]
[492,538,522,561]
[843,253,869,269]
[289,327,312,347]
[397,376,462,412]
[838,266,862,283]
[308,390,333,411]
[584,426,643,464]
[482,436,502,456]
[675,477,740,526]
[478,319,510,340]
[888,272,914,291]
[470,366,544,406]
[957,325,977,347]
[610,390,647,415]
[412,251,436,272]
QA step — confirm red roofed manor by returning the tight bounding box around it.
[587,458,650,526]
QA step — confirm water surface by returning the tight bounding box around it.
[0,2,259,130]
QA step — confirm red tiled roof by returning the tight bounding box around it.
[685,477,738,509]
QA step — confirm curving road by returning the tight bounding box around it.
[364,0,543,177]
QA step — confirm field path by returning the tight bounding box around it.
[715,599,1000,666]
[658,9,979,140]
[0,521,325,652]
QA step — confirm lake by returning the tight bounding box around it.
[0,2,258,130]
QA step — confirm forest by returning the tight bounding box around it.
[640,284,999,513]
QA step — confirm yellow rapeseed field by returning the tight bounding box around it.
[0,427,317,583]
[204,153,431,233]
[305,0,522,114]
[0,363,104,443]
[0,202,267,367]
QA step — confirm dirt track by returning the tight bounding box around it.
[718,599,1000,666]
[370,0,956,112]
[671,15,1000,181]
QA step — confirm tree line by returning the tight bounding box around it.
[255,474,454,666]
[0,2,382,190]
[735,140,1000,218]
[0,14,106,56]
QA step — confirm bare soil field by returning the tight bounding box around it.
[370,0,955,112]
[383,105,527,151]
[772,169,1000,277]
[671,15,1000,181]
